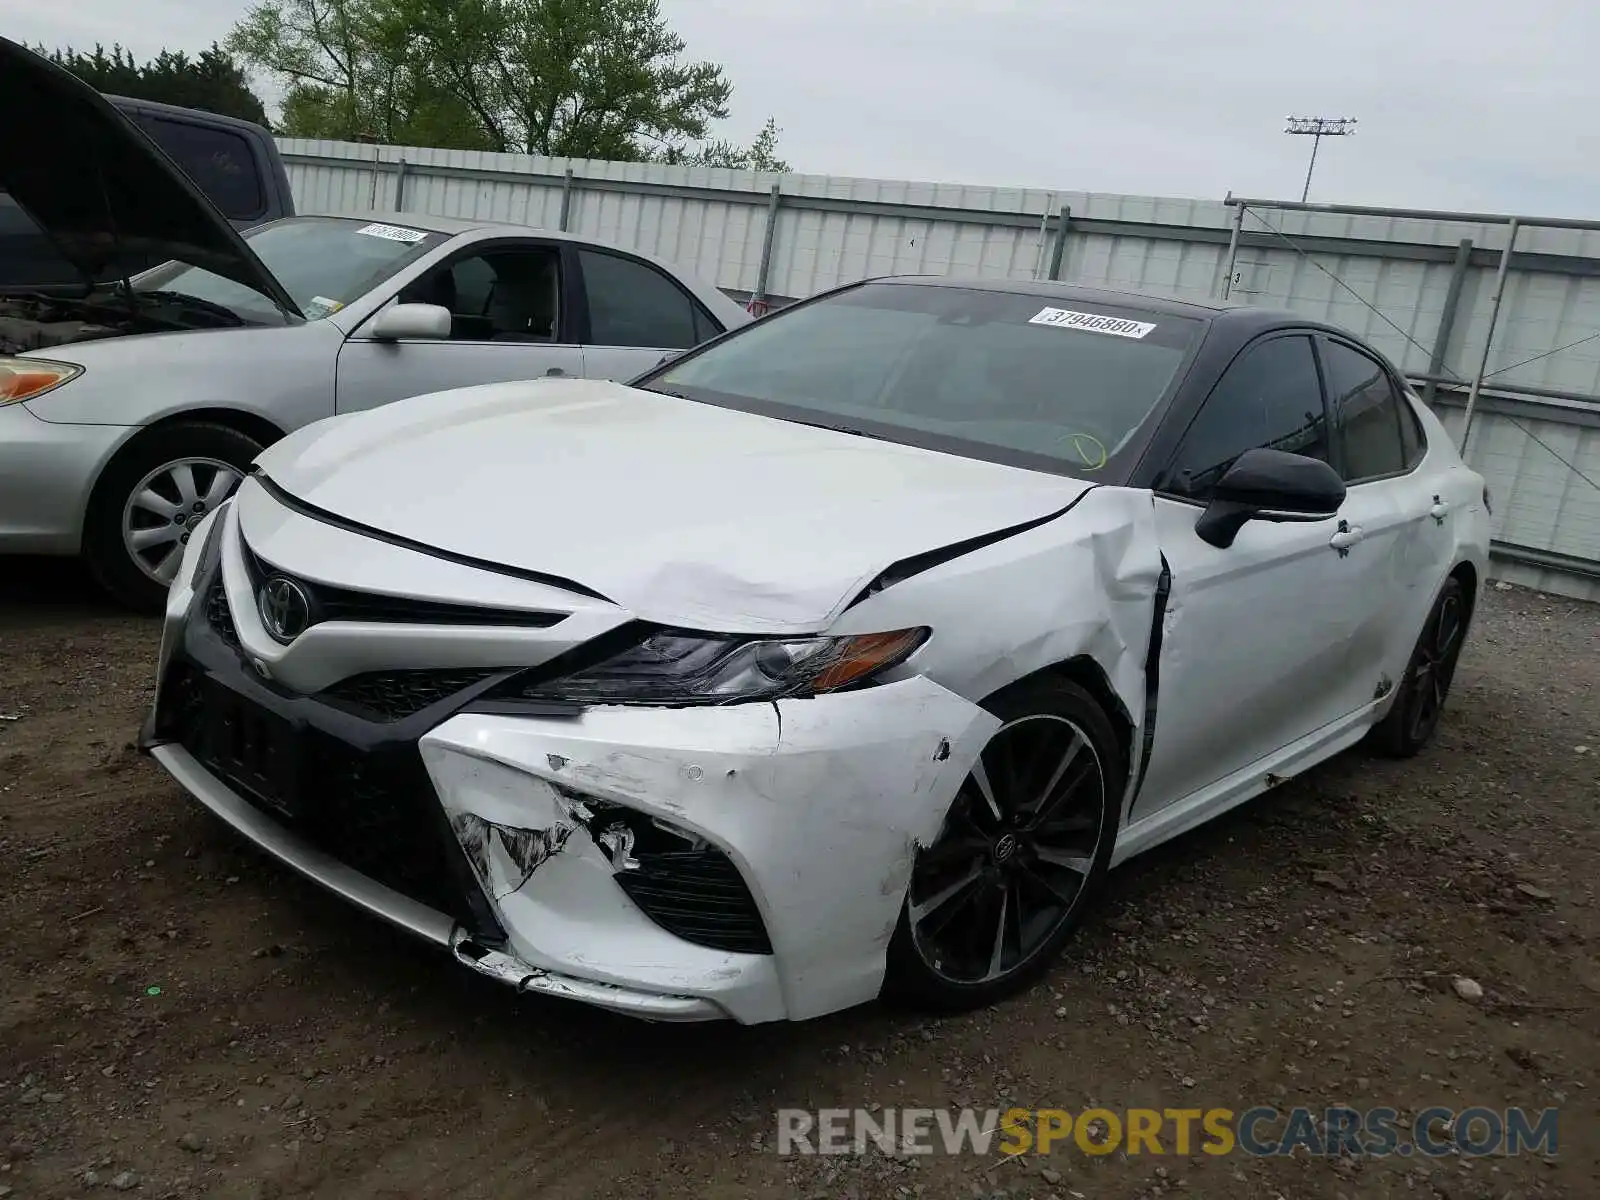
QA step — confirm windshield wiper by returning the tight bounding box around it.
[124,287,245,327]
[786,417,890,441]
[638,384,891,442]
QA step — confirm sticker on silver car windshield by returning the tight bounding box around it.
[1028,307,1156,338]
[355,222,427,243]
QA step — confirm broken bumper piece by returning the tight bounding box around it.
[151,741,729,1021]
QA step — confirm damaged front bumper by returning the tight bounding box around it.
[147,741,729,1020]
[142,551,996,1024]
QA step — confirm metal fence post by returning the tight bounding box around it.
[751,184,783,307]
[558,168,576,232]
[1218,202,1246,299]
[393,158,409,212]
[1460,218,1519,452]
[1046,205,1072,281]
[1422,238,1473,407]
[1032,194,1054,278]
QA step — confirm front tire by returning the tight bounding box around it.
[83,422,261,612]
[1369,575,1470,758]
[884,675,1124,1012]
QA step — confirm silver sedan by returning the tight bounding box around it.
[1,209,748,609]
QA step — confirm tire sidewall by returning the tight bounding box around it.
[883,675,1126,1011]
[84,422,264,612]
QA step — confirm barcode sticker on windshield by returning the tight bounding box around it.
[355,222,427,243]
[1028,307,1156,338]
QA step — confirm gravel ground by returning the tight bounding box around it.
[1,561,1596,1200]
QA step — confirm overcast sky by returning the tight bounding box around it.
[8,0,1598,216]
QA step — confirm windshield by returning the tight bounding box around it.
[647,282,1203,478]
[134,217,444,323]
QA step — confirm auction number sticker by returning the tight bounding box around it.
[1028,307,1156,338]
[355,222,427,243]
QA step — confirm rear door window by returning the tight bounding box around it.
[135,115,265,221]
[578,249,704,349]
[1321,340,1409,482]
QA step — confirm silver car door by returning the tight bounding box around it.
[335,239,584,414]
[574,246,726,381]
[1314,336,1450,695]
[1136,332,1372,815]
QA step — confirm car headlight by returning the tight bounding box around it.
[0,357,82,406]
[514,627,929,705]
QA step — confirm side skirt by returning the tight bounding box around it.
[1109,699,1381,868]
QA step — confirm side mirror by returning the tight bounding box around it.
[368,302,451,341]
[1194,447,1346,549]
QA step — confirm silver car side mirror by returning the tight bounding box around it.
[369,302,451,341]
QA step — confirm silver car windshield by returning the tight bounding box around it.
[649,282,1203,479]
[134,216,444,323]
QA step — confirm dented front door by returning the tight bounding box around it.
[1134,495,1367,815]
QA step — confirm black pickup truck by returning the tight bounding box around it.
[1,94,295,288]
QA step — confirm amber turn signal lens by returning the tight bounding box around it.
[812,629,928,692]
[0,357,82,405]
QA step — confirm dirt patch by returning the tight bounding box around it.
[1,559,1596,1199]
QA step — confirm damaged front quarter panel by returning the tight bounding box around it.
[832,484,1165,822]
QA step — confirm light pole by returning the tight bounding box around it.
[1284,116,1357,202]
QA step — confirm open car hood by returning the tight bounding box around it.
[250,379,1094,631]
[0,38,300,316]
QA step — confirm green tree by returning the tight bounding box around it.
[662,116,790,171]
[42,42,270,126]
[227,0,788,165]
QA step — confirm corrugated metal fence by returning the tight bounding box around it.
[280,138,1600,600]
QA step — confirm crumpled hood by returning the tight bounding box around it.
[0,38,298,314]
[253,378,1094,630]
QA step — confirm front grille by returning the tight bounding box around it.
[321,669,499,722]
[616,849,772,955]
[241,541,565,630]
[161,662,491,929]
[309,747,468,918]
[205,580,240,649]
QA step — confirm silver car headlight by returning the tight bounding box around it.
[513,627,929,706]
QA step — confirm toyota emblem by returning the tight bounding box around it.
[257,575,312,643]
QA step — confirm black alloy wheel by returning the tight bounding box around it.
[1371,574,1470,758]
[885,676,1123,1011]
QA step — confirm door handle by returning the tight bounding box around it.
[1329,521,1365,556]
[1429,495,1450,524]
[545,366,567,377]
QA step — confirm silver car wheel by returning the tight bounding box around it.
[908,713,1108,985]
[120,457,243,585]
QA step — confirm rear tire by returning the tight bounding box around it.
[1369,575,1470,758]
[83,422,261,612]
[883,675,1124,1013]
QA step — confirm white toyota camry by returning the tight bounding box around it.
[141,278,1490,1024]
